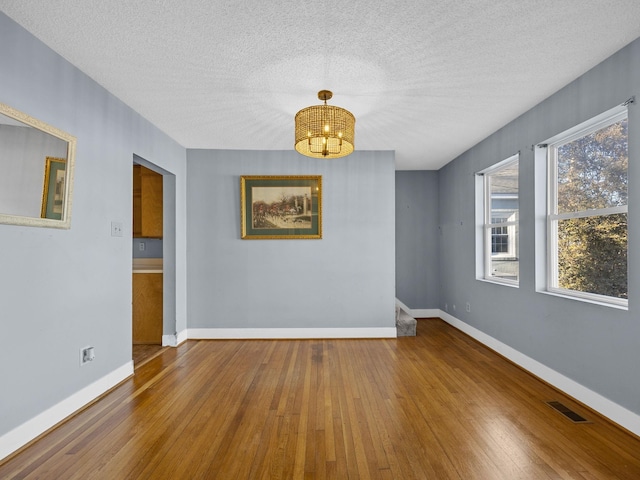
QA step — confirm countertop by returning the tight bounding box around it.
[133,258,163,273]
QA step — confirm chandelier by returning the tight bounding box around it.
[294,90,355,158]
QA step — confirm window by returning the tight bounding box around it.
[477,155,519,285]
[544,106,628,307]
[491,222,509,254]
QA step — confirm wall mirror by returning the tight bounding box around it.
[0,102,76,229]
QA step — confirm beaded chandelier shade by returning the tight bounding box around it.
[295,90,355,159]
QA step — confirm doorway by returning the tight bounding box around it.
[131,155,176,366]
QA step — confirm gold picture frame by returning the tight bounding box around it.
[241,175,322,239]
[41,156,66,220]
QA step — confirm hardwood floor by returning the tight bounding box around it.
[2,319,640,479]
[132,343,165,368]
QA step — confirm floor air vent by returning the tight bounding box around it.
[546,401,590,423]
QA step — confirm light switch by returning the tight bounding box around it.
[111,221,124,237]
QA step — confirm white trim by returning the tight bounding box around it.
[437,310,640,438]
[542,288,628,310]
[187,327,397,339]
[394,297,411,313]
[394,299,439,319]
[407,308,440,318]
[162,329,188,347]
[176,329,188,345]
[552,205,628,221]
[0,361,133,461]
[168,325,397,344]
[546,105,628,147]
[476,278,519,289]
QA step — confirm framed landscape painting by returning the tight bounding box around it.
[240,175,322,239]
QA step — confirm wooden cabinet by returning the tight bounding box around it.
[133,165,163,238]
[132,273,163,345]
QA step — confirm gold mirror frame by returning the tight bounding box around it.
[0,102,76,229]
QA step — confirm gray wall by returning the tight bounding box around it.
[395,170,440,309]
[186,149,396,330]
[438,38,640,415]
[0,13,188,436]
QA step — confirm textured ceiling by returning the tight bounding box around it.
[1,1,640,170]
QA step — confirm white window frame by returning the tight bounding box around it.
[476,154,519,286]
[543,105,628,308]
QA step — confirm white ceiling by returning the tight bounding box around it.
[1,1,640,170]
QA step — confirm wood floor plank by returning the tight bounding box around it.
[3,319,640,479]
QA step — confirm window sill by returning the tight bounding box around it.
[537,289,628,311]
[477,277,519,288]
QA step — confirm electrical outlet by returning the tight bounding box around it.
[80,346,95,365]
[138,241,145,251]
[111,221,123,237]
[445,303,448,311]
[466,302,471,312]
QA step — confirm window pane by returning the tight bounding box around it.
[489,223,519,281]
[491,225,509,253]
[557,119,628,214]
[490,162,519,218]
[557,213,627,299]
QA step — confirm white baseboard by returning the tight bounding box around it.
[438,310,640,438]
[0,361,133,461]
[409,308,440,318]
[162,329,188,347]
[394,298,439,319]
[176,329,188,345]
[187,327,397,339]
